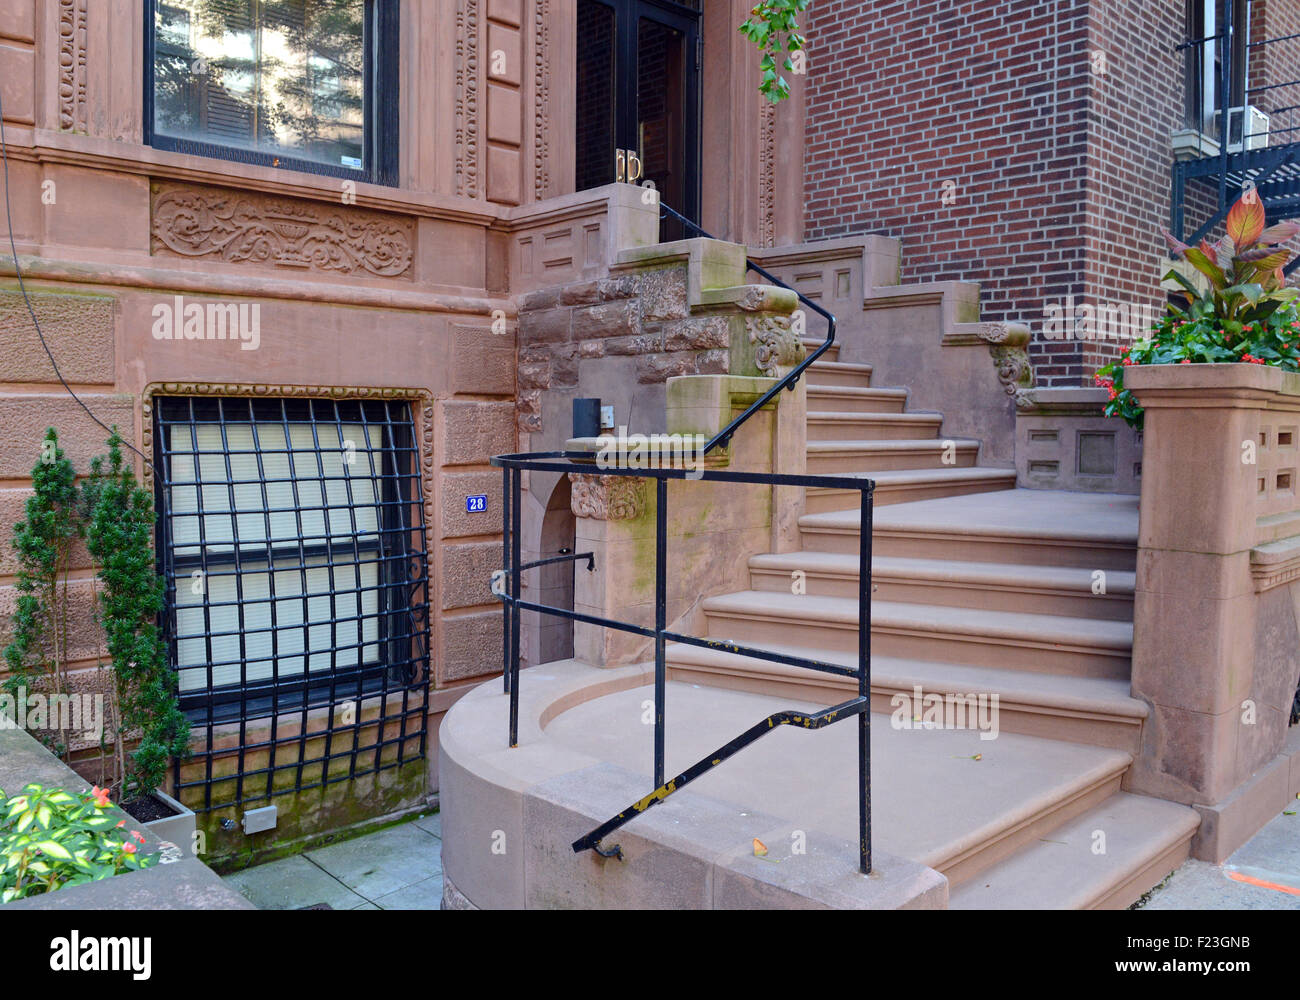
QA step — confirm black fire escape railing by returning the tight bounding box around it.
[1173,0,1300,275]
[490,201,876,874]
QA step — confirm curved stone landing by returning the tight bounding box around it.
[438,659,1196,909]
[438,659,946,910]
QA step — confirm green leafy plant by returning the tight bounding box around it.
[739,0,810,103]
[83,430,189,803]
[1097,194,1300,429]
[2,429,83,760]
[0,783,158,903]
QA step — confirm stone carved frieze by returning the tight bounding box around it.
[534,0,550,200]
[569,473,645,521]
[151,185,414,278]
[758,102,776,248]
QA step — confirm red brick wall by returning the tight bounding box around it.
[1080,0,1186,378]
[803,0,1094,384]
[801,0,1300,385]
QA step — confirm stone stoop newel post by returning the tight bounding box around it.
[565,237,807,667]
[1126,363,1300,861]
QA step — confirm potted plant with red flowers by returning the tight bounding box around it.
[1096,193,1300,429]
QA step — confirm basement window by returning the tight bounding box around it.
[145,0,399,184]
[152,396,429,718]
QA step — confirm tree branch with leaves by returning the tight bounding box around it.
[739,0,811,104]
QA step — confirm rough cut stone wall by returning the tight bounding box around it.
[516,264,729,434]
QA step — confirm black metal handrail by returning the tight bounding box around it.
[658,202,837,454]
[492,451,875,875]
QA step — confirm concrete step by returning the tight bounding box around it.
[748,551,1136,621]
[806,359,874,389]
[805,385,907,414]
[548,679,1135,892]
[801,338,840,362]
[701,591,1132,678]
[665,641,1148,753]
[807,438,980,474]
[949,792,1200,909]
[807,411,944,442]
[801,489,1139,570]
[805,468,1017,513]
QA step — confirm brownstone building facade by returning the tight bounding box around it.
[0,0,1292,864]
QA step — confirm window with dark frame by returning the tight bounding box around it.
[154,395,429,710]
[154,396,430,811]
[1184,0,1250,135]
[145,0,399,185]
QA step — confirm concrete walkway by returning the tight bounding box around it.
[222,811,443,910]
[1137,802,1300,910]
[218,791,1297,910]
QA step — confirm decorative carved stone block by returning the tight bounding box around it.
[150,184,415,279]
[569,473,645,521]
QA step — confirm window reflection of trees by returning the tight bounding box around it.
[153,0,365,168]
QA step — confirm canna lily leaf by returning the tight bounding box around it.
[1223,283,1265,304]
[1183,248,1227,290]
[1260,221,1300,245]
[1227,194,1267,248]
[1164,268,1202,300]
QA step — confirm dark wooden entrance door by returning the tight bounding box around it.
[575,0,701,235]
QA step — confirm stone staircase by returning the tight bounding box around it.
[665,339,1200,908]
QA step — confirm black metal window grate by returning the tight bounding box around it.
[153,395,429,812]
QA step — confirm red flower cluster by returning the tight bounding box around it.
[1241,353,1267,365]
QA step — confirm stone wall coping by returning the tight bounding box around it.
[1014,386,1112,416]
[1249,534,1300,592]
[1126,362,1300,406]
[747,233,900,266]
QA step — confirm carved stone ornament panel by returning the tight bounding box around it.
[151,184,414,279]
[569,473,646,521]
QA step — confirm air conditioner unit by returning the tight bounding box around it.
[1214,105,1271,152]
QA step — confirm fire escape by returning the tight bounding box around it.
[1172,0,1300,274]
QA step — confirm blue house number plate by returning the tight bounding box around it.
[467,495,488,513]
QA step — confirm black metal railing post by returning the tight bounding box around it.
[654,477,668,789]
[502,465,511,694]
[858,488,873,876]
[1220,0,1234,213]
[509,467,522,747]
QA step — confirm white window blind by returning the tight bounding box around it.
[166,417,386,694]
